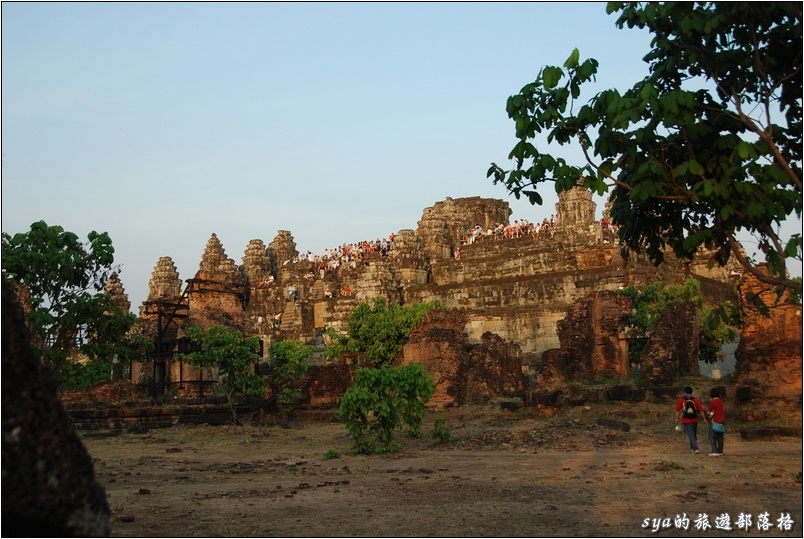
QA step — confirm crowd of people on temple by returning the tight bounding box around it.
[461,215,618,248]
[252,234,398,292]
[254,215,619,293]
[462,216,558,246]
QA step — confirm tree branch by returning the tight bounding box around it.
[733,98,803,192]
[727,232,802,291]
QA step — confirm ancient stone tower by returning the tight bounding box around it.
[242,239,272,288]
[417,196,511,260]
[554,184,600,244]
[146,257,183,303]
[268,230,299,285]
[104,272,131,314]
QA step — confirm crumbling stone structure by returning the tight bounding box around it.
[119,188,745,402]
[104,272,131,314]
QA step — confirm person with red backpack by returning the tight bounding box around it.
[675,386,708,453]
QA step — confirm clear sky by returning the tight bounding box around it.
[2,2,800,312]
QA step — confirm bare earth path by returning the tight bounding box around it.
[81,404,802,537]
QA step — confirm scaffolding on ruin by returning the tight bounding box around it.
[137,276,253,400]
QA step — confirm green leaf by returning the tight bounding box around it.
[746,202,766,218]
[563,48,580,69]
[736,140,751,159]
[688,160,704,175]
[542,66,562,90]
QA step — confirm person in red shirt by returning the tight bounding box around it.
[707,388,725,456]
[675,386,708,453]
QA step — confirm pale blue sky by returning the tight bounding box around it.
[2,2,799,311]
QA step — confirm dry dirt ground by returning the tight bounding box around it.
[80,401,802,538]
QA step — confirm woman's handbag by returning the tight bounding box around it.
[711,422,725,433]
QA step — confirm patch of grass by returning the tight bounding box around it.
[654,459,684,472]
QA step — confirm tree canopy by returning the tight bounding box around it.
[489,2,802,295]
[324,298,445,367]
[1,220,144,385]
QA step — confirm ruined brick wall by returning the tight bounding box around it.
[639,302,700,385]
[400,309,469,406]
[399,309,524,406]
[303,364,355,407]
[185,271,247,333]
[537,291,632,387]
[540,348,571,388]
[460,332,524,404]
[732,268,802,398]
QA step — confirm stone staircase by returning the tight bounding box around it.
[280,300,302,331]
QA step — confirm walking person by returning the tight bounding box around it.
[675,386,707,453]
[707,388,725,456]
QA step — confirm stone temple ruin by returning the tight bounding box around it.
[107,187,800,409]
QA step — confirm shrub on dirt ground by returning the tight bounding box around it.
[339,362,434,454]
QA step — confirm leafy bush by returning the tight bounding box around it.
[57,358,114,388]
[338,362,435,454]
[1,221,149,383]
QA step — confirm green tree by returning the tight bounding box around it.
[621,278,740,364]
[268,339,312,423]
[1,220,142,385]
[489,2,802,296]
[324,298,444,367]
[183,325,265,425]
[338,362,435,454]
